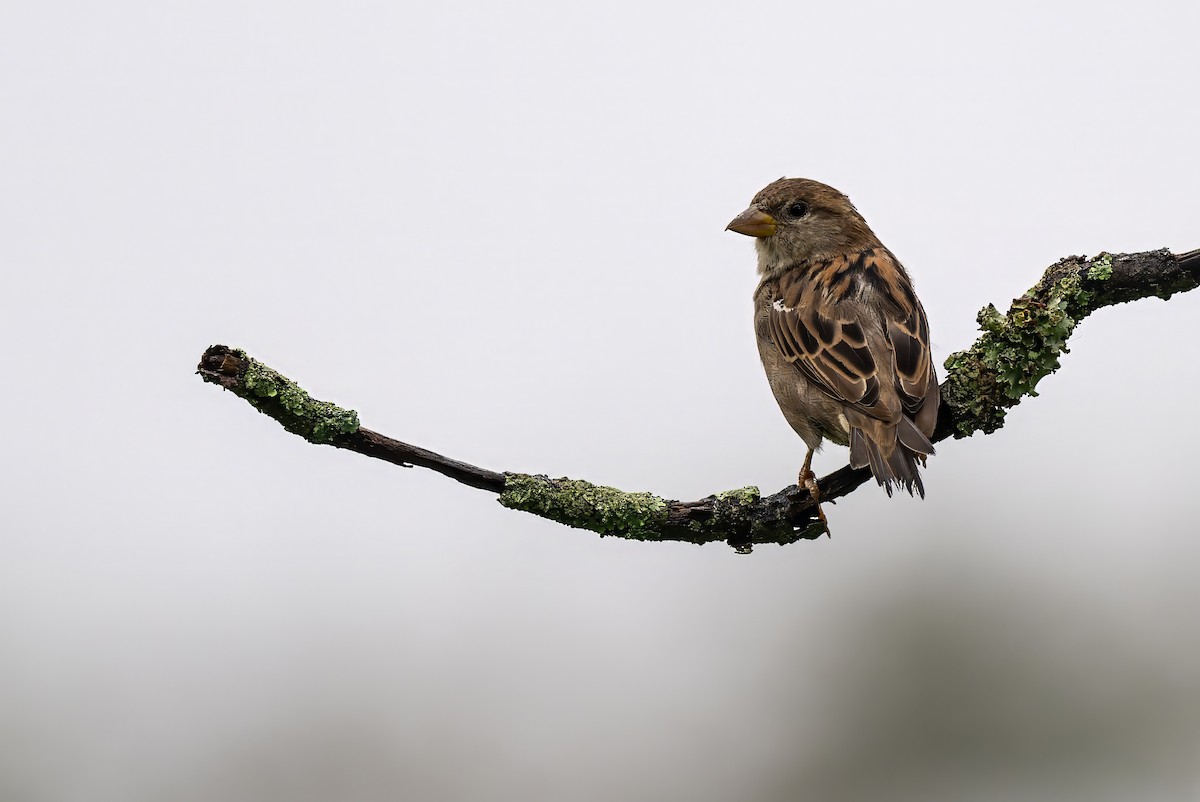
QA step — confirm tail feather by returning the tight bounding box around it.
[849,426,927,499]
[896,416,935,457]
[849,428,871,470]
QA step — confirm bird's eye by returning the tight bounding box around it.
[786,202,809,218]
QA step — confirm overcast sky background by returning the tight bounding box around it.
[3,1,1199,800]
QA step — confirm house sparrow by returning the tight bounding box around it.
[727,178,939,511]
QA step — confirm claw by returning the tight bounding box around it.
[798,448,830,536]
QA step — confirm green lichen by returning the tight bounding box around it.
[1087,252,1114,281]
[941,261,1096,437]
[711,486,760,532]
[714,486,760,507]
[499,474,669,540]
[712,486,764,552]
[239,357,360,444]
[497,477,810,547]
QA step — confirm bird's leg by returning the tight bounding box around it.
[798,448,830,535]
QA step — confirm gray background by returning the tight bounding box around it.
[3,1,1199,800]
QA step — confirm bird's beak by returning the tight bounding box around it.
[726,207,777,238]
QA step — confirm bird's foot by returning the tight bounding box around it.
[798,467,830,537]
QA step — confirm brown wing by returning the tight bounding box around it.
[876,253,935,419]
[867,248,939,448]
[766,248,937,430]
[766,255,892,422]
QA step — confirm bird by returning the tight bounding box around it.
[726,177,939,520]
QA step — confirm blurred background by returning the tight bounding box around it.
[3,1,1198,799]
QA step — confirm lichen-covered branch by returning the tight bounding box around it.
[197,346,506,492]
[197,248,1198,550]
[938,248,1198,438]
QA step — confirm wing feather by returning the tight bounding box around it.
[766,248,937,435]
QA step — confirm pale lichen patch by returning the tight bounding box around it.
[941,256,1105,437]
[239,357,360,443]
[1087,252,1114,281]
[499,474,669,540]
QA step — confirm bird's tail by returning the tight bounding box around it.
[849,418,934,498]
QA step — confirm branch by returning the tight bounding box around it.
[197,248,1199,551]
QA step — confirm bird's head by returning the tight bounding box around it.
[727,177,879,278]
